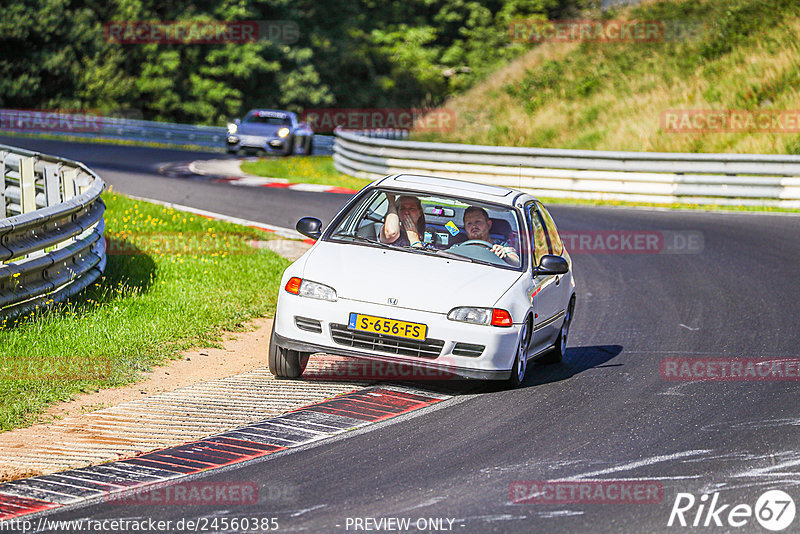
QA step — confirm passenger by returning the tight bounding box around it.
[380,194,427,248]
[462,206,521,266]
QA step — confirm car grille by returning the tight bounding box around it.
[452,343,485,357]
[329,324,444,359]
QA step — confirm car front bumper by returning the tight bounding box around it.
[227,134,288,152]
[273,293,522,381]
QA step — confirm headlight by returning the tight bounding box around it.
[448,307,513,327]
[277,127,290,138]
[227,123,237,134]
[284,277,337,302]
[448,307,492,325]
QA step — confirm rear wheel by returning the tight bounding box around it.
[507,318,530,388]
[539,297,574,365]
[268,322,309,378]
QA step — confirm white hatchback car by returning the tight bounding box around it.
[270,174,576,386]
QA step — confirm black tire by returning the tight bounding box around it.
[538,297,575,365]
[507,317,531,388]
[268,323,308,378]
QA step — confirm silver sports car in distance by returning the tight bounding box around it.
[226,109,314,156]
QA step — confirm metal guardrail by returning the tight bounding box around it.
[0,144,106,318]
[0,109,335,154]
[333,130,800,207]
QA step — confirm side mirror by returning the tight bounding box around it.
[296,217,323,240]
[233,118,241,125]
[534,254,568,276]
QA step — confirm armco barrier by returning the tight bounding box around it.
[333,130,800,207]
[0,109,334,154]
[0,144,106,318]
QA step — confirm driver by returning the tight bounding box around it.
[462,206,521,266]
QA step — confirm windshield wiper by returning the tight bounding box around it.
[411,247,498,267]
[332,234,394,249]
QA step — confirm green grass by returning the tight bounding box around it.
[240,156,372,191]
[0,131,224,153]
[538,196,800,213]
[0,192,290,432]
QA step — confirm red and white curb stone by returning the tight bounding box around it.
[212,176,356,194]
[0,386,449,522]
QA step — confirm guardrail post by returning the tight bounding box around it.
[19,156,36,214]
[61,168,77,201]
[44,165,62,206]
[0,152,6,219]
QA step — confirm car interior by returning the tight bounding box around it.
[351,193,518,251]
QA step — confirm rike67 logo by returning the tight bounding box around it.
[668,490,796,531]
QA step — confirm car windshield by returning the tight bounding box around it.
[243,113,291,126]
[327,188,525,270]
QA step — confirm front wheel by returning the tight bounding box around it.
[507,319,530,388]
[268,323,309,378]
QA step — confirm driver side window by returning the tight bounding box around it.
[526,203,549,266]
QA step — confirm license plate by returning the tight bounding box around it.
[348,313,427,341]
[240,135,265,145]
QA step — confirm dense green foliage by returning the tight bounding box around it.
[0,0,585,125]
[429,0,800,154]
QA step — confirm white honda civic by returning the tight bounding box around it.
[269,174,576,386]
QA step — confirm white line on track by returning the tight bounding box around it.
[568,449,712,480]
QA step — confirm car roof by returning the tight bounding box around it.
[374,174,536,206]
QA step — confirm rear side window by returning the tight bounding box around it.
[536,203,563,256]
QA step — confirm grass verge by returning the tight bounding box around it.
[240,156,371,191]
[0,131,224,153]
[423,0,800,154]
[0,192,289,432]
[538,197,799,213]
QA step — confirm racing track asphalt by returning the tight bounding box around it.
[4,136,800,533]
